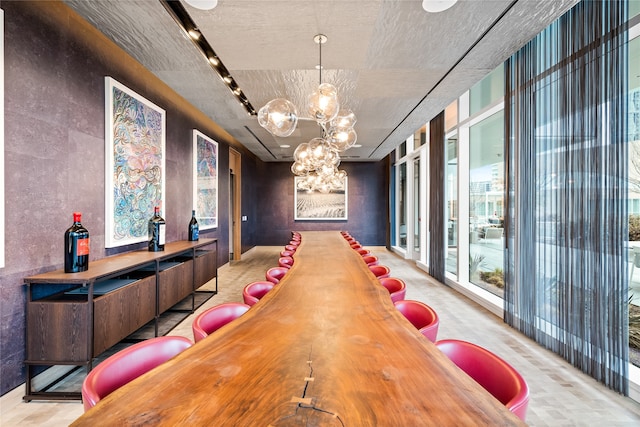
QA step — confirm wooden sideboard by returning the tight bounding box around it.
[23,239,217,402]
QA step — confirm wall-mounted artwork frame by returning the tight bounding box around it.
[104,77,166,248]
[294,177,348,221]
[0,9,4,268]
[193,130,218,230]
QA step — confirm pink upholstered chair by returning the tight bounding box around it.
[278,256,294,269]
[192,303,250,342]
[288,240,300,247]
[369,265,391,279]
[435,339,530,421]
[362,255,379,266]
[394,300,439,342]
[243,281,275,306]
[284,244,297,253]
[355,248,371,256]
[266,266,289,284]
[81,336,192,411]
[378,277,407,302]
[280,249,295,258]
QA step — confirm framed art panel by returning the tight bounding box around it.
[0,9,4,268]
[294,177,348,221]
[193,130,218,230]
[105,77,166,248]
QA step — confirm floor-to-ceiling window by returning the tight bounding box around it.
[445,135,458,276]
[469,110,504,296]
[397,160,407,249]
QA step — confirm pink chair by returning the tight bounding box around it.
[355,248,371,256]
[362,255,379,266]
[81,336,192,411]
[435,339,530,421]
[284,244,297,253]
[288,240,300,247]
[266,266,289,284]
[192,303,250,342]
[369,265,391,279]
[378,277,407,302]
[243,281,275,306]
[394,300,439,342]
[280,249,295,258]
[278,256,294,269]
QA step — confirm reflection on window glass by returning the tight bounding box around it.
[398,162,407,249]
[446,136,458,275]
[399,141,406,158]
[414,126,427,149]
[445,100,458,132]
[469,64,504,116]
[469,111,504,296]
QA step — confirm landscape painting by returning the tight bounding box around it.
[294,177,348,220]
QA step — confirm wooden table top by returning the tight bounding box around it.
[71,231,523,426]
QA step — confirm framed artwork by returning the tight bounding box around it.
[294,177,348,221]
[0,9,4,268]
[193,130,218,229]
[104,77,166,248]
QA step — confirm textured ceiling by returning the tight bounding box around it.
[64,0,579,162]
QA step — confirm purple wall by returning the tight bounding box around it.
[0,1,390,395]
[254,161,389,246]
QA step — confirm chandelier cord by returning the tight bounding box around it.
[318,36,322,86]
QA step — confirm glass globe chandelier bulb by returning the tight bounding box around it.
[293,142,310,163]
[329,127,357,151]
[421,0,457,13]
[184,0,218,10]
[258,98,298,137]
[336,169,347,180]
[291,161,308,176]
[330,109,357,129]
[308,83,340,124]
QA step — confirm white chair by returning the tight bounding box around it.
[481,227,503,244]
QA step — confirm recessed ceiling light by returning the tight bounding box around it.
[422,0,457,13]
[352,144,362,148]
[184,0,218,10]
[280,145,291,148]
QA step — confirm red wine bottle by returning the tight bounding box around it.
[148,206,166,251]
[188,210,199,241]
[64,212,89,273]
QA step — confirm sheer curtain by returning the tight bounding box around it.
[504,0,629,393]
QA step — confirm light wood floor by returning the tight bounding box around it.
[2,245,640,426]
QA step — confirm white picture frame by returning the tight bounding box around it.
[294,177,348,221]
[104,77,166,248]
[193,129,218,230]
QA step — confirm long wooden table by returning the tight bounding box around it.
[71,231,524,426]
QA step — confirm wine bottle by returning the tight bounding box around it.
[148,206,166,252]
[64,212,90,273]
[188,210,199,241]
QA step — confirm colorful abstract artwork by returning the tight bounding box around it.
[294,177,348,221]
[193,130,218,230]
[105,77,166,248]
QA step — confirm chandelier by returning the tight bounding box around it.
[257,34,356,193]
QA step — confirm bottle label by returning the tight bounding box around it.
[77,238,90,256]
[159,224,166,245]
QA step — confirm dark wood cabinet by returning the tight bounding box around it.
[23,239,217,401]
